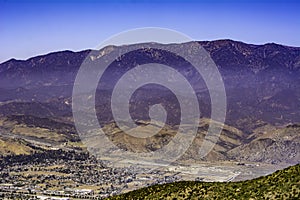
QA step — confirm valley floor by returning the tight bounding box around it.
[0,150,289,200]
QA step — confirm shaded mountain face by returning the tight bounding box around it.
[0,40,299,130]
[0,50,90,89]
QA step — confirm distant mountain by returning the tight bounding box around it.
[1,40,299,89]
[0,40,299,127]
[0,40,300,165]
[199,40,300,71]
[0,50,90,89]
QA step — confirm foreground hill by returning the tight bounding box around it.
[110,163,300,199]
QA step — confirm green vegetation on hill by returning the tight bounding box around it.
[109,164,300,200]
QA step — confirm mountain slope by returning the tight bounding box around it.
[1,40,299,129]
[228,123,300,164]
[0,136,35,156]
[109,163,300,199]
[0,40,299,165]
[0,40,299,160]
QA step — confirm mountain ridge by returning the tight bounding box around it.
[1,39,300,64]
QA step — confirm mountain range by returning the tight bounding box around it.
[0,39,299,165]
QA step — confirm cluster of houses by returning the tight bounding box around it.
[0,149,188,199]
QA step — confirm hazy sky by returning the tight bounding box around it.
[1,0,299,63]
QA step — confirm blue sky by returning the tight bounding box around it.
[0,0,299,63]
